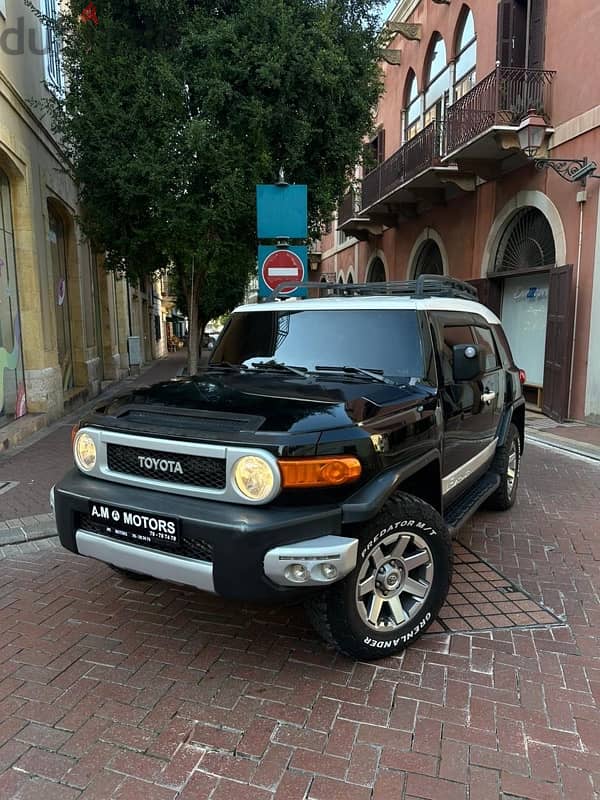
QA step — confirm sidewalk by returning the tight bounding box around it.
[0,351,187,539]
[525,411,600,461]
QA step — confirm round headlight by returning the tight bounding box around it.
[233,456,275,501]
[74,432,97,472]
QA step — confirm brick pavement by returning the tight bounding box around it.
[0,353,187,524]
[0,441,598,799]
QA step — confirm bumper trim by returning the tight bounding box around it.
[263,535,358,587]
[75,530,215,592]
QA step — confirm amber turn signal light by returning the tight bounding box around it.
[70,423,81,447]
[278,457,362,489]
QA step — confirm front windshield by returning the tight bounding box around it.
[210,309,424,383]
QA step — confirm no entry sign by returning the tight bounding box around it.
[258,246,307,298]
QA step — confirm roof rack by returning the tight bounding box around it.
[269,274,479,302]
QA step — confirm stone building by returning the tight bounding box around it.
[0,1,164,449]
[316,0,600,423]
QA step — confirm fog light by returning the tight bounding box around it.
[321,563,337,581]
[285,564,309,583]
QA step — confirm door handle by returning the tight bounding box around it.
[481,391,496,405]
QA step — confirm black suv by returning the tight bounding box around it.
[53,276,524,660]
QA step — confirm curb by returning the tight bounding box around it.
[0,514,58,547]
[525,431,600,462]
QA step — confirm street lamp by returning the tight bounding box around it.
[517,110,547,158]
[518,109,599,184]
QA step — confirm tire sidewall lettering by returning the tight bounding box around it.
[360,519,438,560]
[362,611,432,649]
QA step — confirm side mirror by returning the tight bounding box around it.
[453,344,485,382]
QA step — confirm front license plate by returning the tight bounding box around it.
[88,502,180,548]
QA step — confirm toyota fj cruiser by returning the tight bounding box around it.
[53,276,525,660]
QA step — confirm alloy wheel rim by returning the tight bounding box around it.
[507,440,519,495]
[355,532,434,632]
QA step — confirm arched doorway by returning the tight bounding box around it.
[494,207,557,411]
[412,240,444,278]
[0,169,27,426]
[367,257,386,282]
[47,204,75,391]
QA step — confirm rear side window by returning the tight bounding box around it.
[493,325,516,368]
[473,326,499,372]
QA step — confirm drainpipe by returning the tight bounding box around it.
[568,191,586,419]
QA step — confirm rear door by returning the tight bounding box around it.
[431,312,502,497]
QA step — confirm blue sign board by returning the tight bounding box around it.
[256,185,308,240]
[258,245,308,299]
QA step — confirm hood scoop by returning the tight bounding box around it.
[113,406,265,434]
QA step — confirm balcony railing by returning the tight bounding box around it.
[361,121,440,210]
[445,66,556,156]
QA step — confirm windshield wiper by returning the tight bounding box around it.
[249,360,309,377]
[207,362,248,371]
[314,365,391,384]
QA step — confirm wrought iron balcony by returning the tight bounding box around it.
[361,121,441,210]
[445,66,556,157]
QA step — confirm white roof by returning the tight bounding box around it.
[235,295,501,326]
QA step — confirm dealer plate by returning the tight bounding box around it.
[88,502,180,548]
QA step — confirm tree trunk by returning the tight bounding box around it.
[187,286,200,376]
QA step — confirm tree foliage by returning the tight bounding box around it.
[40,0,384,371]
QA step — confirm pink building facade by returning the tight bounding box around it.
[315,0,600,423]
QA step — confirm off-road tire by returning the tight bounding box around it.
[305,492,452,660]
[485,423,521,511]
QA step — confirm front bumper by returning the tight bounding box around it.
[54,469,355,601]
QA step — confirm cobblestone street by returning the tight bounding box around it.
[0,439,598,799]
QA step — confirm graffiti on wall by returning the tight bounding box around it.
[0,313,22,417]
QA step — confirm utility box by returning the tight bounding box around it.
[128,336,142,367]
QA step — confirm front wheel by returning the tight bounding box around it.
[305,493,452,660]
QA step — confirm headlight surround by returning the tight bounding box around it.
[74,431,97,472]
[233,455,276,501]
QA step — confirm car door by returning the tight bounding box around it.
[431,312,501,498]
[471,319,504,451]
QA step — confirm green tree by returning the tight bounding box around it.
[39,0,384,373]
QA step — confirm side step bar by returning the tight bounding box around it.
[445,472,501,537]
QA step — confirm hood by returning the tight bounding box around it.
[89,371,436,437]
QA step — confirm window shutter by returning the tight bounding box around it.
[377,130,386,164]
[528,0,546,69]
[497,0,513,66]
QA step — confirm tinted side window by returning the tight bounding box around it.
[493,325,516,368]
[473,326,499,371]
[439,324,475,383]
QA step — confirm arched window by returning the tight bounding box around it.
[413,240,444,278]
[338,275,344,284]
[494,207,556,272]
[367,257,386,282]
[404,70,421,142]
[424,34,449,128]
[454,8,476,100]
[347,273,354,284]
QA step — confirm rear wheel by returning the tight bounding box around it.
[305,493,452,660]
[485,423,521,511]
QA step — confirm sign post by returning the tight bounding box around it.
[256,179,308,299]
